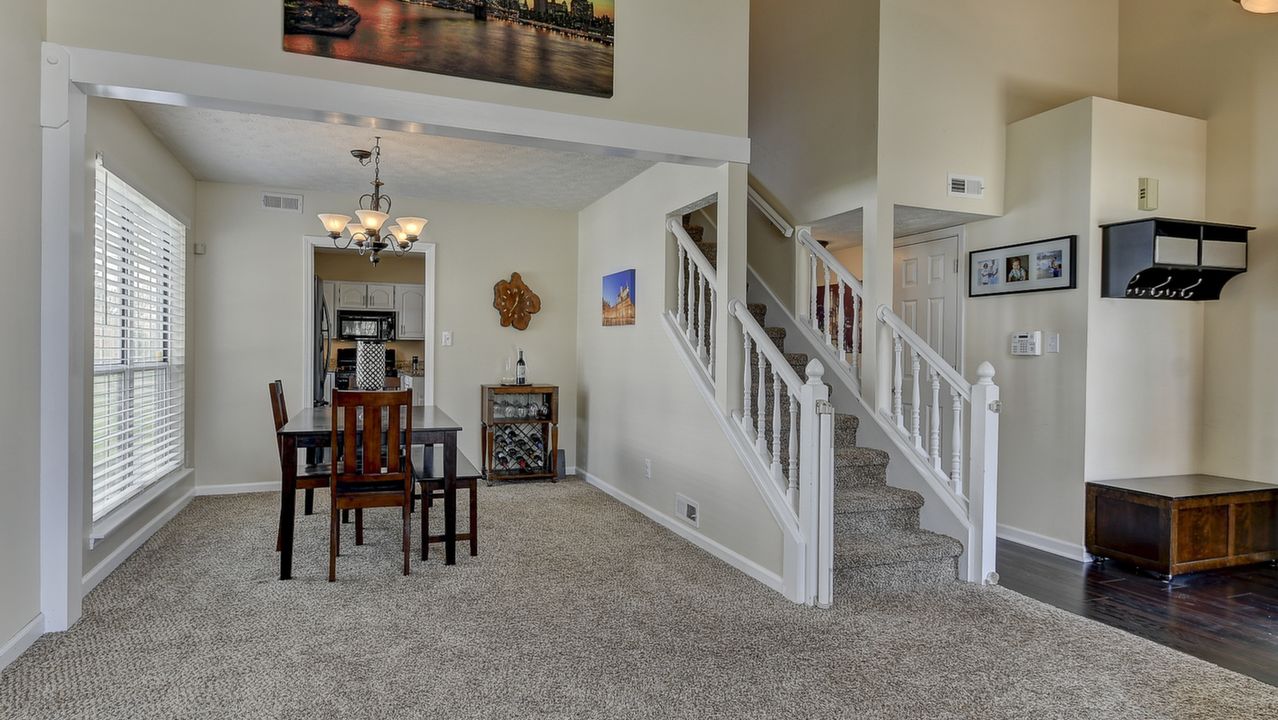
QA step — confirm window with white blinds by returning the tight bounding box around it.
[92,157,187,521]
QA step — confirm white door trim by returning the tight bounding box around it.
[301,237,437,408]
[59,45,749,167]
[894,225,967,377]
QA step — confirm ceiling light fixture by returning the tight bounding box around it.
[1236,0,1278,13]
[316,136,427,265]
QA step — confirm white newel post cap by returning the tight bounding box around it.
[976,361,996,385]
[805,359,826,384]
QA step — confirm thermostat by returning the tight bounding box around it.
[1011,331,1042,356]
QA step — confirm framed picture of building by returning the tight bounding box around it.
[283,1,615,98]
[602,269,635,326]
[969,235,1077,297]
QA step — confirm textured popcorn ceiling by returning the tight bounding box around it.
[126,102,654,211]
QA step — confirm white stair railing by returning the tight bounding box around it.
[668,218,717,381]
[729,299,835,607]
[796,227,864,393]
[878,309,1000,583]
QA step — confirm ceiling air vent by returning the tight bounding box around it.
[262,192,304,213]
[947,174,985,199]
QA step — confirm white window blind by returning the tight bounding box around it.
[92,157,187,521]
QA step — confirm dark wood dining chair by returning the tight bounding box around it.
[329,389,414,581]
[270,380,331,552]
[414,449,482,559]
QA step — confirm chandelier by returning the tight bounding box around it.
[316,137,427,265]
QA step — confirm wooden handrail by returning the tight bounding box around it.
[728,298,807,396]
[667,217,718,280]
[876,304,971,400]
[796,226,864,297]
[747,186,794,238]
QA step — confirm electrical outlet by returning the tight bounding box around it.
[643,458,652,480]
[441,330,453,347]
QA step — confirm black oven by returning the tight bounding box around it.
[336,310,396,341]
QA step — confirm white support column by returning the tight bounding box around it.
[968,362,1000,585]
[714,162,748,414]
[40,43,87,631]
[860,197,895,416]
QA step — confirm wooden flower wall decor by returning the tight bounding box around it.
[493,272,542,331]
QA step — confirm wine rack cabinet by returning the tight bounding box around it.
[481,384,559,483]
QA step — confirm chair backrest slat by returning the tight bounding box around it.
[331,389,414,484]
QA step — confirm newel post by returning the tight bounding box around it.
[968,361,1000,585]
[798,359,834,607]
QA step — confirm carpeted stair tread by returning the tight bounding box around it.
[764,327,786,348]
[747,303,767,325]
[834,484,924,514]
[835,528,963,569]
[835,414,859,446]
[835,446,890,468]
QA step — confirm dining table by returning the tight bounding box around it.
[275,404,464,580]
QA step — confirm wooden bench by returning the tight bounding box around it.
[1086,475,1278,579]
[413,450,482,559]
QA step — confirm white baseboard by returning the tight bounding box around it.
[82,488,195,596]
[998,523,1093,563]
[0,614,45,673]
[194,481,279,496]
[578,469,785,594]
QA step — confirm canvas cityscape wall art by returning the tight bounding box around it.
[601,269,635,326]
[283,1,615,97]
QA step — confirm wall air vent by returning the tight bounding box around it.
[262,192,304,213]
[947,174,985,199]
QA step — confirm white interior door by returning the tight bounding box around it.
[893,234,960,368]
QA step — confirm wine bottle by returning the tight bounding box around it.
[515,349,527,385]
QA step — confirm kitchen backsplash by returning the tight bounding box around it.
[329,339,427,375]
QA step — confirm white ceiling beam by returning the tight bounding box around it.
[58,44,750,168]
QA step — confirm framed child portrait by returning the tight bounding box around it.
[969,235,1077,297]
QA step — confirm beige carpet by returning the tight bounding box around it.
[2,479,1275,719]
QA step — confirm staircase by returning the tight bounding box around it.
[682,216,963,592]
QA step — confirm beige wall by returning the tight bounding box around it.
[0,0,45,649]
[192,183,578,488]
[1119,0,1278,482]
[877,0,1119,218]
[1084,99,1207,481]
[577,163,784,575]
[749,0,879,224]
[82,99,199,578]
[964,99,1094,549]
[45,0,749,137]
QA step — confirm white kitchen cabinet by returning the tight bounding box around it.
[366,283,396,310]
[395,283,426,340]
[335,282,368,309]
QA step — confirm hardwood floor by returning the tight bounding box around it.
[997,539,1278,686]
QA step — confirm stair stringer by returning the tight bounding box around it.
[659,311,808,602]
[746,267,977,581]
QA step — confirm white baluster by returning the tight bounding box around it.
[929,368,941,471]
[950,387,963,492]
[696,273,707,363]
[809,252,818,333]
[823,265,832,348]
[837,280,846,366]
[892,332,904,431]
[676,244,687,326]
[850,293,860,376]
[742,332,753,437]
[771,368,783,480]
[910,350,921,449]
[707,286,717,378]
[756,350,768,456]
[684,262,696,344]
[787,395,798,494]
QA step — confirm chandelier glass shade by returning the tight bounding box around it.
[1237,0,1278,13]
[316,137,428,265]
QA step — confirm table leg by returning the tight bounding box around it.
[279,434,299,580]
[444,434,457,565]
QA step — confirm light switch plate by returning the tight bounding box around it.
[1046,333,1060,353]
[441,331,453,347]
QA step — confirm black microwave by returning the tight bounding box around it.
[336,310,396,341]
